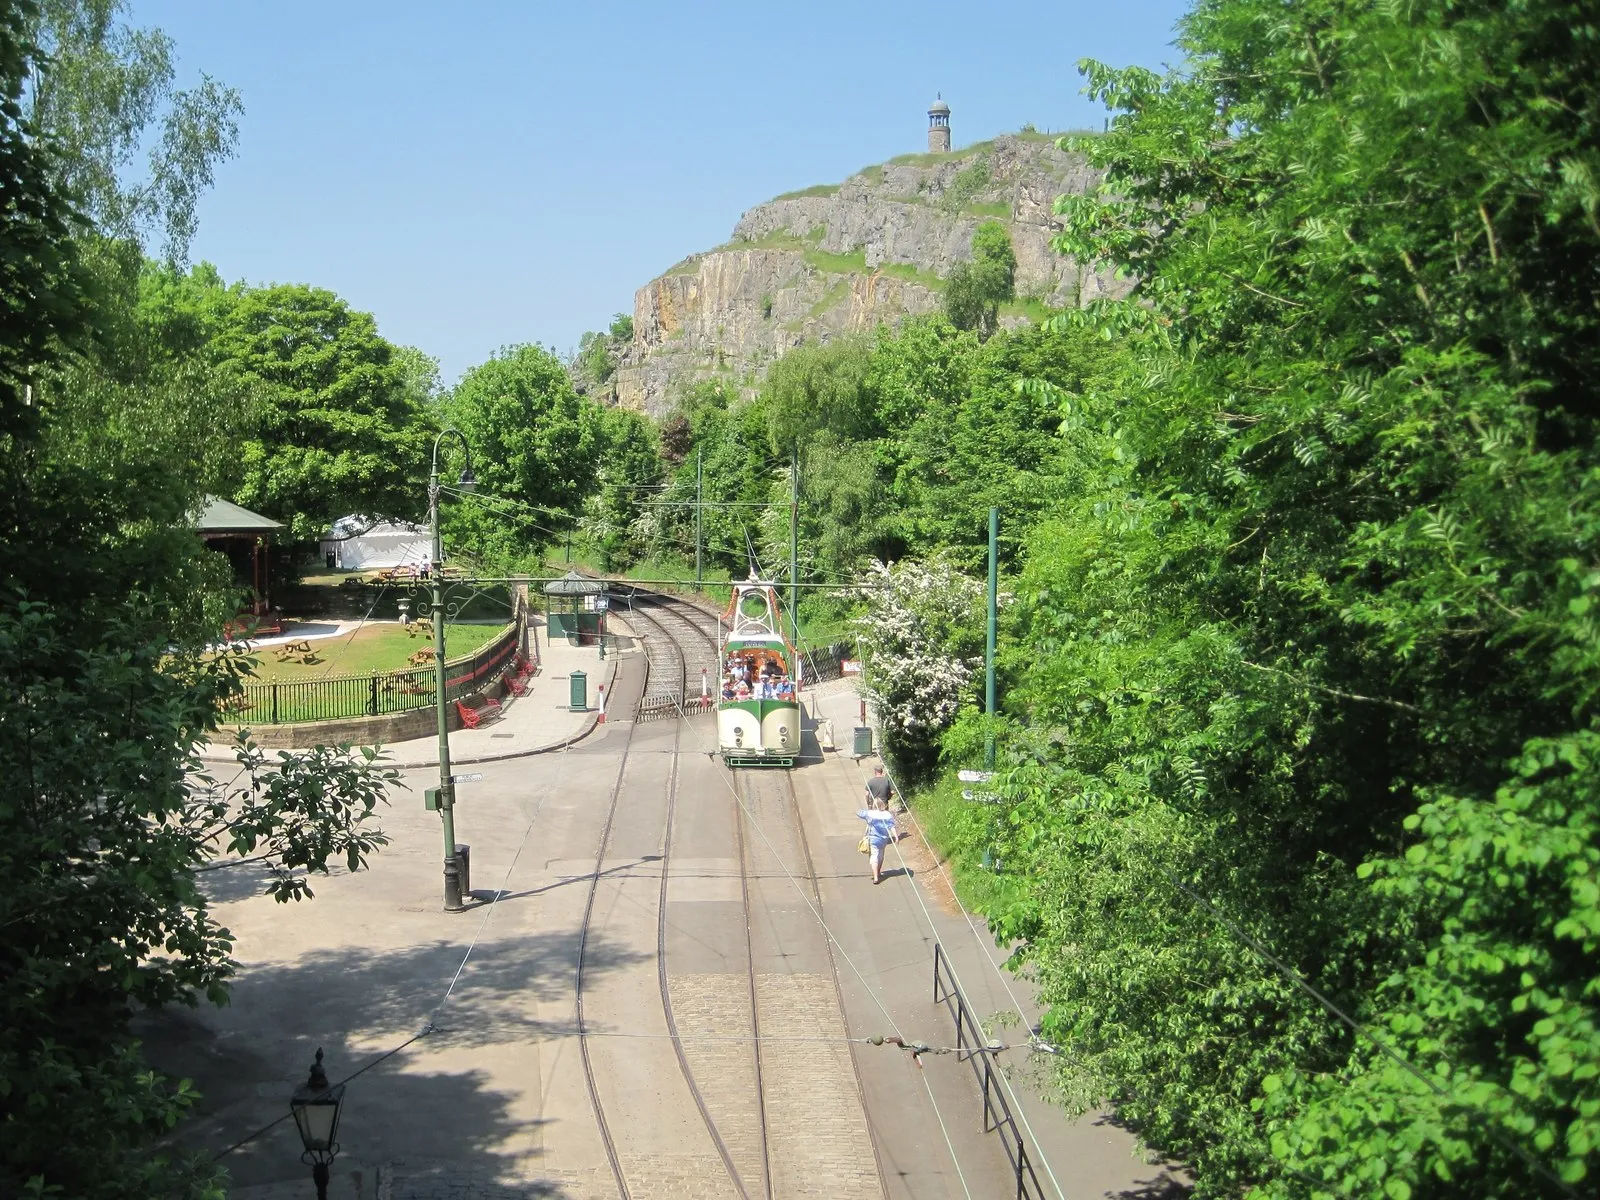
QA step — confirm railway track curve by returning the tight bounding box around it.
[574,589,776,1198]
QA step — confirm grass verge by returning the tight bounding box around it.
[907,772,1028,920]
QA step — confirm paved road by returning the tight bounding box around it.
[140,610,1176,1199]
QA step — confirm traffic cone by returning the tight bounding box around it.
[597,683,606,724]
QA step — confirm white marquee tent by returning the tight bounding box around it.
[320,516,429,571]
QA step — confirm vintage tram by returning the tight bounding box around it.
[717,578,801,766]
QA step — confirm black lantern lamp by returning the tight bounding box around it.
[457,461,477,493]
[290,1048,345,1200]
[397,595,412,623]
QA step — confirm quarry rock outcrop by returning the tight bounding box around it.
[594,133,1128,417]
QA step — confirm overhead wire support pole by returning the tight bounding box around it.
[695,446,703,587]
[790,447,800,644]
[430,427,476,913]
[986,506,998,770]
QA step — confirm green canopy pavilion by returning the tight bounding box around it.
[195,496,283,628]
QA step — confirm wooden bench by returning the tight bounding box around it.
[454,694,503,729]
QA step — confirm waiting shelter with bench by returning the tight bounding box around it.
[543,571,607,645]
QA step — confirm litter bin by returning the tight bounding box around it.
[853,726,874,757]
[569,669,588,712]
[455,844,471,898]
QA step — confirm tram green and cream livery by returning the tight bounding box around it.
[717,579,801,766]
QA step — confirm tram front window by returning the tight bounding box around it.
[723,651,792,700]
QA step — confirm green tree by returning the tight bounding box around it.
[943,220,1015,338]
[583,405,661,569]
[608,311,634,341]
[577,327,616,382]
[26,0,243,260]
[214,283,434,539]
[0,0,94,428]
[0,14,400,1194]
[950,0,1600,1195]
[393,343,442,409]
[441,343,603,565]
[763,335,876,451]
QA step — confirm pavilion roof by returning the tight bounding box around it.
[543,570,606,596]
[195,496,284,536]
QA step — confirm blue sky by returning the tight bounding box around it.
[141,1,1189,386]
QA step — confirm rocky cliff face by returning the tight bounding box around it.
[599,133,1128,417]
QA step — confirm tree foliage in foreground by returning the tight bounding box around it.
[0,6,400,1193]
[938,1,1600,1196]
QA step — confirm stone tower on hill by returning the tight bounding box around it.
[927,95,951,152]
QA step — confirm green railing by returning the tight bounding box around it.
[225,623,520,725]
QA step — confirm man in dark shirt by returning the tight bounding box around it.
[864,765,896,811]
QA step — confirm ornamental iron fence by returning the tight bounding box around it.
[226,622,520,725]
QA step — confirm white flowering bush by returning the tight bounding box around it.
[854,555,985,780]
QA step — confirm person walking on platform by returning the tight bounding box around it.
[864,764,899,812]
[856,797,898,885]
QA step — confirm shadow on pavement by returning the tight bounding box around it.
[134,928,649,1196]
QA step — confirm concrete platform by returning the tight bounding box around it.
[797,680,1187,1199]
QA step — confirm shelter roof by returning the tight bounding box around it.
[195,496,283,536]
[543,570,606,596]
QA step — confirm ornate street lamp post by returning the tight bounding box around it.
[290,1048,346,1200]
[430,427,476,912]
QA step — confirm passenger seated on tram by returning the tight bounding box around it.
[722,681,736,700]
[735,679,751,699]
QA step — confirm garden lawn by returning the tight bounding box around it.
[242,622,509,681]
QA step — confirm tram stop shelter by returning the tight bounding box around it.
[195,496,283,629]
[543,570,607,644]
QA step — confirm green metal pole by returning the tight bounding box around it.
[695,446,703,587]
[431,461,464,911]
[985,506,998,770]
[789,448,800,644]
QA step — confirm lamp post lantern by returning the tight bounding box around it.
[430,427,476,912]
[290,1048,346,1200]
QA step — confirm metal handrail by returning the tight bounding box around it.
[932,942,1049,1200]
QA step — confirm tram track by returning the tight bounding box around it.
[575,590,773,1199]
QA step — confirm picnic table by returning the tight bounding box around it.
[274,639,319,665]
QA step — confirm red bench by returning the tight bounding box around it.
[504,652,537,696]
[454,694,503,729]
